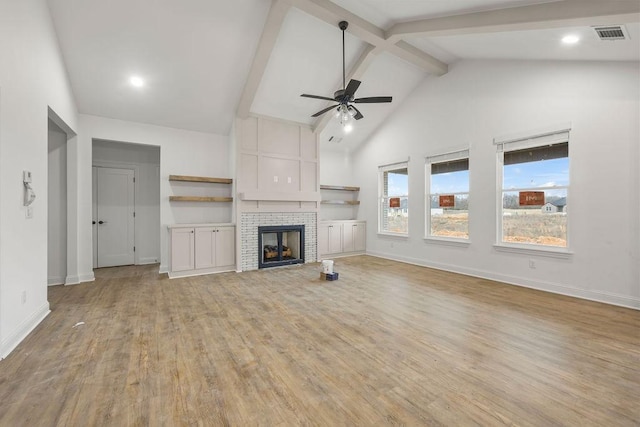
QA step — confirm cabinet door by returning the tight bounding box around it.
[171,228,195,272]
[342,223,355,252]
[353,222,366,252]
[328,223,343,254]
[195,227,216,269]
[215,227,235,267]
[318,224,330,256]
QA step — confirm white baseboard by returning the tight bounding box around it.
[79,272,95,283]
[1,302,50,359]
[64,272,95,286]
[48,276,65,286]
[64,274,80,285]
[138,257,159,265]
[318,251,365,261]
[168,265,235,279]
[366,250,640,310]
[158,264,168,274]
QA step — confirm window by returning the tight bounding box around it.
[379,161,408,235]
[426,150,469,240]
[496,129,570,248]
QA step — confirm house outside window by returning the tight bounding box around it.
[379,161,409,235]
[496,129,570,249]
[425,149,469,240]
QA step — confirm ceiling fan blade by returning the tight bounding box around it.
[301,94,336,102]
[311,104,338,117]
[351,105,364,120]
[344,79,361,97]
[354,96,392,104]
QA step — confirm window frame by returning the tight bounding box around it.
[494,126,573,257]
[378,160,409,237]
[424,149,470,244]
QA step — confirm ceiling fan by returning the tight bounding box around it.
[300,21,392,125]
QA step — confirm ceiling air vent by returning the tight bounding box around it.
[593,25,627,40]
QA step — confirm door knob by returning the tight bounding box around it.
[98,220,106,225]
[92,221,96,225]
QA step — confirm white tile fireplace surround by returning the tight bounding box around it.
[240,212,317,271]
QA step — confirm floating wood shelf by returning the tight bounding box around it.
[320,185,360,191]
[169,175,232,184]
[169,196,233,202]
[321,200,360,205]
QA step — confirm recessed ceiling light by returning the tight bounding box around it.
[130,76,145,87]
[562,35,580,45]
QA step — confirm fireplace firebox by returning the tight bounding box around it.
[258,225,305,269]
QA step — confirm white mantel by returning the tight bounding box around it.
[239,191,320,202]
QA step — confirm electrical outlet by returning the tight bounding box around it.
[273,176,278,183]
[529,259,536,269]
[21,291,27,304]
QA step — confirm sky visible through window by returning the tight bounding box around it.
[397,158,568,196]
[504,157,569,196]
[431,170,469,194]
[387,172,408,196]
[429,158,568,195]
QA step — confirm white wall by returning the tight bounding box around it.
[0,0,78,357]
[48,121,67,285]
[352,59,640,309]
[77,115,231,275]
[320,148,353,185]
[93,139,161,265]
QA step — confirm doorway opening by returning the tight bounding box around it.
[92,140,160,268]
[48,119,67,284]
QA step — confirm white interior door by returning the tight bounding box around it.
[96,167,135,267]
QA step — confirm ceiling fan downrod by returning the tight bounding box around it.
[339,21,348,91]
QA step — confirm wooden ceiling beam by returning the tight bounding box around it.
[236,0,292,119]
[288,0,448,76]
[386,0,640,41]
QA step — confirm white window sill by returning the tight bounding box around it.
[424,237,471,247]
[493,243,573,259]
[377,232,409,239]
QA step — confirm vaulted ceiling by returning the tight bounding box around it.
[47,0,639,151]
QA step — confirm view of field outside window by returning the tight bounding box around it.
[502,142,569,247]
[380,166,408,234]
[429,157,469,239]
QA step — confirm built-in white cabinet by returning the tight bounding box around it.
[318,220,366,258]
[169,224,235,278]
[171,227,196,271]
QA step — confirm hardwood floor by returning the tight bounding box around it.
[1,256,638,426]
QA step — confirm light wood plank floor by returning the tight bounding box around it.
[1,256,638,426]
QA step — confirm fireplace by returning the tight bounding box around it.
[258,225,305,269]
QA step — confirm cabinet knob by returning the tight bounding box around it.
[191,230,194,233]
